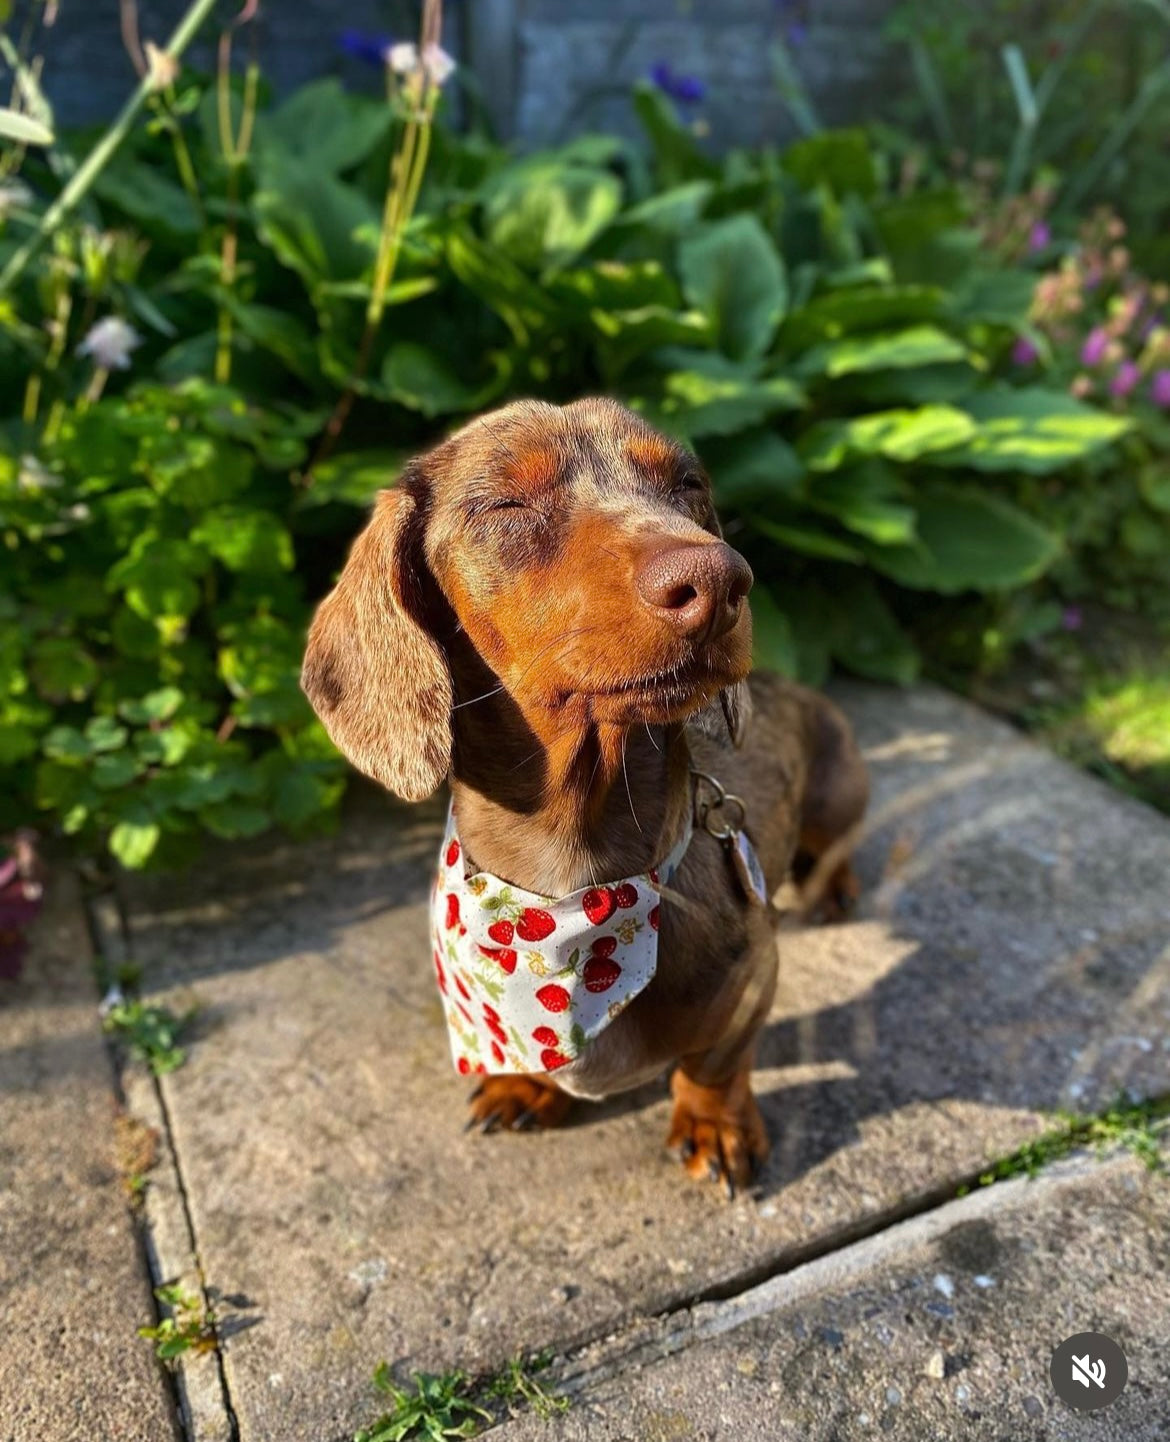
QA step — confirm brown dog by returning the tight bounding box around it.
[301,398,867,1194]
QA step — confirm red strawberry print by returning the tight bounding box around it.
[474,1062,487,1075]
[491,1040,506,1066]
[486,1016,509,1048]
[541,1048,571,1071]
[445,894,460,930]
[582,887,616,925]
[649,867,660,884]
[516,907,556,942]
[434,951,448,994]
[478,944,517,974]
[532,1025,560,1047]
[457,1056,471,1075]
[488,918,514,945]
[614,882,638,909]
[535,983,571,1013]
[454,972,471,1001]
[648,904,660,931]
[456,1001,476,1027]
[446,839,460,868]
[583,955,621,993]
[590,935,617,958]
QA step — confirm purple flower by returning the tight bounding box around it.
[1028,221,1052,253]
[1061,606,1084,632]
[1011,337,1039,366]
[1151,369,1170,409]
[338,29,394,67]
[1081,327,1110,367]
[774,0,811,45]
[1111,360,1142,398]
[649,62,706,105]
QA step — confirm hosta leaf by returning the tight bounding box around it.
[382,343,505,418]
[806,460,917,546]
[800,406,977,471]
[867,484,1060,593]
[797,325,969,379]
[931,387,1132,473]
[749,589,798,676]
[483,157,623,271]
[703,428,805,508]
[751,515,865,563]
[679,215,788,362]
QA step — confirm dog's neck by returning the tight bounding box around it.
[446,674,693,897]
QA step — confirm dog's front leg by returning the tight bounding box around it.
[465,1074,573,1134]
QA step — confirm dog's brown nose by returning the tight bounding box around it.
[636,541,753,641]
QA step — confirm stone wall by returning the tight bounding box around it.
[35,0,903,147]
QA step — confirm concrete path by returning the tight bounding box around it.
[0,870,178,1442]
[94,681,1170,1442]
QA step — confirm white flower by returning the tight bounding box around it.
[76,316,143,371]
[0,179,32,219]
[385,40,456,87]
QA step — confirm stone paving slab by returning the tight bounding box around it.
[499,1148,1170,1441]
[0,869,178,1442]
[112,682,1170,1442]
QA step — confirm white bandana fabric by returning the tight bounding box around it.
[430,808,692,1077]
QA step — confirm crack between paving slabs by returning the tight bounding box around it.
[85,877,241,1442]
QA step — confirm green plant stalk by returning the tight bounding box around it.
[0,0,221,295]
[214,27,260,384]
[1062,56,1170,213]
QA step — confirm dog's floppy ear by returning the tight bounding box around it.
[301,482,452,801]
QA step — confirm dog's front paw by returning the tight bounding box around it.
[465,1074,572,1134]
[665,1068,768,1198]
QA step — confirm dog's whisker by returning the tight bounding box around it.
[452,683,506,711]
[621,730,644,836]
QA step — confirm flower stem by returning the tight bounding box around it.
[0,0,221,295]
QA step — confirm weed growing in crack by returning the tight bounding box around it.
[138,1283,217,1362]
[959,1095,1170,1194]
[485,1350,570,1422]
[355,1366,491,1442]
[354,1353,570,1440]
[101,996,190,1074]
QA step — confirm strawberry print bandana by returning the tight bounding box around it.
[431,808,693,1078]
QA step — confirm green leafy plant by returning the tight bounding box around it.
[102,996,189,1074]
[0,11,1154,866]
[485,1350,569,1422]
[138,1282,217,1362]
[355,1366,492,1442]
[960,1095,1170,1193]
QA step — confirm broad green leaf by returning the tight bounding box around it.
[641,360,805,440]
[29,638,98,702]
[254,157,378,289]
[931,387,1132,473]
[751,514,865,562]
[783,129,877,198]
[92,751,143,790]
[678,215,788,362]
[95,157,201,235]
[85,716,129,753]
[778,285,947,353]
[868,484,1060,592]
[119,687,184,724]
[300,450,407,509]
[703,428,805,508]
[107,539,206,622]
[610,181,714,236]
[446,226,555,345]
[800,406,978,470]
[631,81,719,187]
[43,725,92,762]
[254,78,393,174]
[750,589,798,676]
[192,507,294,573]
[109,821,161,869]
[797,325,969,379]
[806,461,917,546]
[382,343,504,418]
[483,158,623,271]
[593,306,712,375]
[199,800,271,840]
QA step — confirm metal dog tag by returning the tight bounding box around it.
[729,829,768,907]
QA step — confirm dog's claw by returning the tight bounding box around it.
[707,1157,722,1185]
[680,1137,696,1161]
[511,1107,536,1132]
[724,1173,736,1201]
[480,1111,503,1135]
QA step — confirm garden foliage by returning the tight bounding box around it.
[0,71,1144,866]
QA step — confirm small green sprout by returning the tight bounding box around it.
[102,998,188,1074]
[485,1350,569,1421]
[355,1366,492,1442]
[138,1283,217,1362]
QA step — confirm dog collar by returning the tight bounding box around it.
[430,808,693,1078]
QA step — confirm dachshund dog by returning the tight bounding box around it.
[301,398,867,1195]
